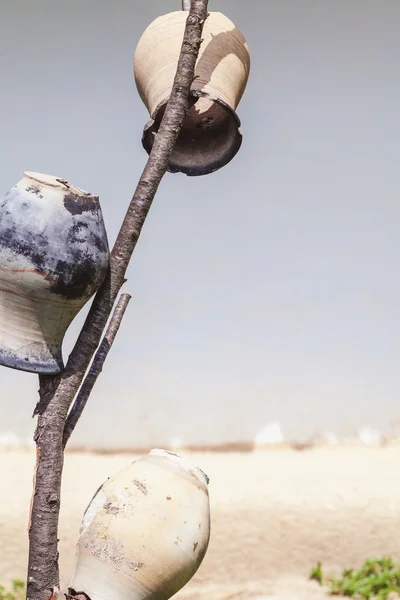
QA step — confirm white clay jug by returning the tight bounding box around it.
[68,449,211,600]
[134,11,250,176]
[0,172,109,374]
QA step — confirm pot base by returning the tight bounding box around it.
[142,93,242,177]
[0,266,67,375]
[0,267,67,375]
[0,343,63,374]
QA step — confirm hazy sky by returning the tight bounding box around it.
[0,0,399,448]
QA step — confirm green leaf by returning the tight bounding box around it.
[310,557,400,599]
[310,561,324,585]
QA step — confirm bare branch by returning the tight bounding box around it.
[62,293,131,449]
[26,2,209,598]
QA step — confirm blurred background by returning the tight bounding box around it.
[1,2,400,599]
[0,0,399,450]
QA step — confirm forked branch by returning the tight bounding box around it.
[62,293,131,448]
[26,2,209,599]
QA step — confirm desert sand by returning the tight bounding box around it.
[1,445,400,599]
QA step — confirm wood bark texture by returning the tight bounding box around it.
[62,293,131,448]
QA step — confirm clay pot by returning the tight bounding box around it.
[0,172,109,374]
[134,11,250,176]
[69,449,211,600]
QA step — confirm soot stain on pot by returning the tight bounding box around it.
[104,502,119,515]
[0,226,48,269]
[68,221,108,253]
[92,232,109,253]
[26,185,43,198]
[133,479,148,495]
[71,221,89,232]
[48,217,109,298]
[50,255,101,299]
[68,222,89,245]
[0,223,107,297]
[0,186,109,299]
[64,192,99,216]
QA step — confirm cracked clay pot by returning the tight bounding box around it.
[0,171,109,374]
[134,11,250,176]
[69,449,211,600]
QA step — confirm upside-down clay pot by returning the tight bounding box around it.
[68,449,211,600]
[0,172,109,374]
[134,11,250,176]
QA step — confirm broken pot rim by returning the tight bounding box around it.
[23,171,98,199]
[141,91,243,177]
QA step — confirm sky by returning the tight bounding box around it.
[0,0,399,449]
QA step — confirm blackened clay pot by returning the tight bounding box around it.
[0,172,109,374]
[69,449,210,600]
[134,11,250,177]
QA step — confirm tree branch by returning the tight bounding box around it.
[26,2,209,599]
[62,293,131,449]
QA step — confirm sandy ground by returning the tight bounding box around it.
[2,446,400,599]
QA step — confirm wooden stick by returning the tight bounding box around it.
[26,3,209,599]
[62,293,131,449]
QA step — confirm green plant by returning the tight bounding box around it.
[310,557,400,599]
[310,561,324,585]
[0,580,25,600]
